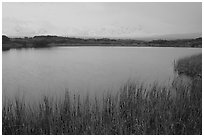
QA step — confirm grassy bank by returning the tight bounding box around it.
[2,54,202,135]
[174,53,202,78]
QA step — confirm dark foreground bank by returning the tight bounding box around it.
[2,54,202,135]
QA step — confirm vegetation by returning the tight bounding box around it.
[174,54,202,78]
[2,35,202,51]
[2,54,202,135]
[148,37,202,48]
[2,35,10,43]
[32,39,50,48]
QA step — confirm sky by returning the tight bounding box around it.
[2,2,202,39]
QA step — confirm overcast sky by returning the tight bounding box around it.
[2,2,202,38]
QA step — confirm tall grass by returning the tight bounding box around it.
[2,54,202,135]
[174,53,202,78]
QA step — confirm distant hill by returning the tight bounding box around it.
[2,35,202,51]
[138,33,202,41]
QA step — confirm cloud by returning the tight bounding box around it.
[3,17,58,37]
[2,2,201,38]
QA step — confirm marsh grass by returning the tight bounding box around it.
[174,53,202,78]
[2,80,201,135]
[2,54,202,135]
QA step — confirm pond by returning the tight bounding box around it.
[2,47,202,100]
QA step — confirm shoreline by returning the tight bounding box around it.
[2,44,202,51]
[2,35,202,51]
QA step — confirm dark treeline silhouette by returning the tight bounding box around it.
[2,35,202,51]
[2,35,10,43]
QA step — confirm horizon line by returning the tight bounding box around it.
[3,32,202,41]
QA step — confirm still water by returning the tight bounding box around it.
[2,47,201,99]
